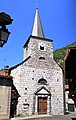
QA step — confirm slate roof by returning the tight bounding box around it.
[31,8,44,38]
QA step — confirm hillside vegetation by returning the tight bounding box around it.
[53,42,76,71]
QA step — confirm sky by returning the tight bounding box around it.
[0,0,76,69]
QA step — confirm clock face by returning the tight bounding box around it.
[40,44,44,50]
[38,42,46,51]
[40,43,44,47]
[39,42,46,51]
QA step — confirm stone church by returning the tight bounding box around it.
[10,8,64,116]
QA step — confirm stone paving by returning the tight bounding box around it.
[10,114,76,120]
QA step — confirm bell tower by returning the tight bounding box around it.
[23,8,53,60]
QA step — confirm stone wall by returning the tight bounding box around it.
[11,57,64,116]
[10,36,64,116]
[0,77,12,119]
[23,37,53,60]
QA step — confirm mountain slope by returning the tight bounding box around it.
[53,42,76,70]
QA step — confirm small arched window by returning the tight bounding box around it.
[38,78,47,85]
[39,57,45,60]
[40,45,44,50]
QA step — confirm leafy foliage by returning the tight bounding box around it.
[53,42,76,71]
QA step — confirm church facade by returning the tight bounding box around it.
[10,8,64,116]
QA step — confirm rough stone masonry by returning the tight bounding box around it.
[10,8,64,116]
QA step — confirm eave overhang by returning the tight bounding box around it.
[64,46,76,79]
[23,35,53,48]
[0,12,13,26]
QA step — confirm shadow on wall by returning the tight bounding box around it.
[10,84,20,118]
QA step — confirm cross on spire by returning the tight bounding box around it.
[35,0,38,9]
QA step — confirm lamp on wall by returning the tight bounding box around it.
[0,25,10,47]
[0,12,13,47]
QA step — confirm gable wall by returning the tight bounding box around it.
[10,58,64,116]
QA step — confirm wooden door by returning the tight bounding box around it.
[38,97,47,114]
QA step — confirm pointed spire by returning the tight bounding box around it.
[31,8,45,38]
